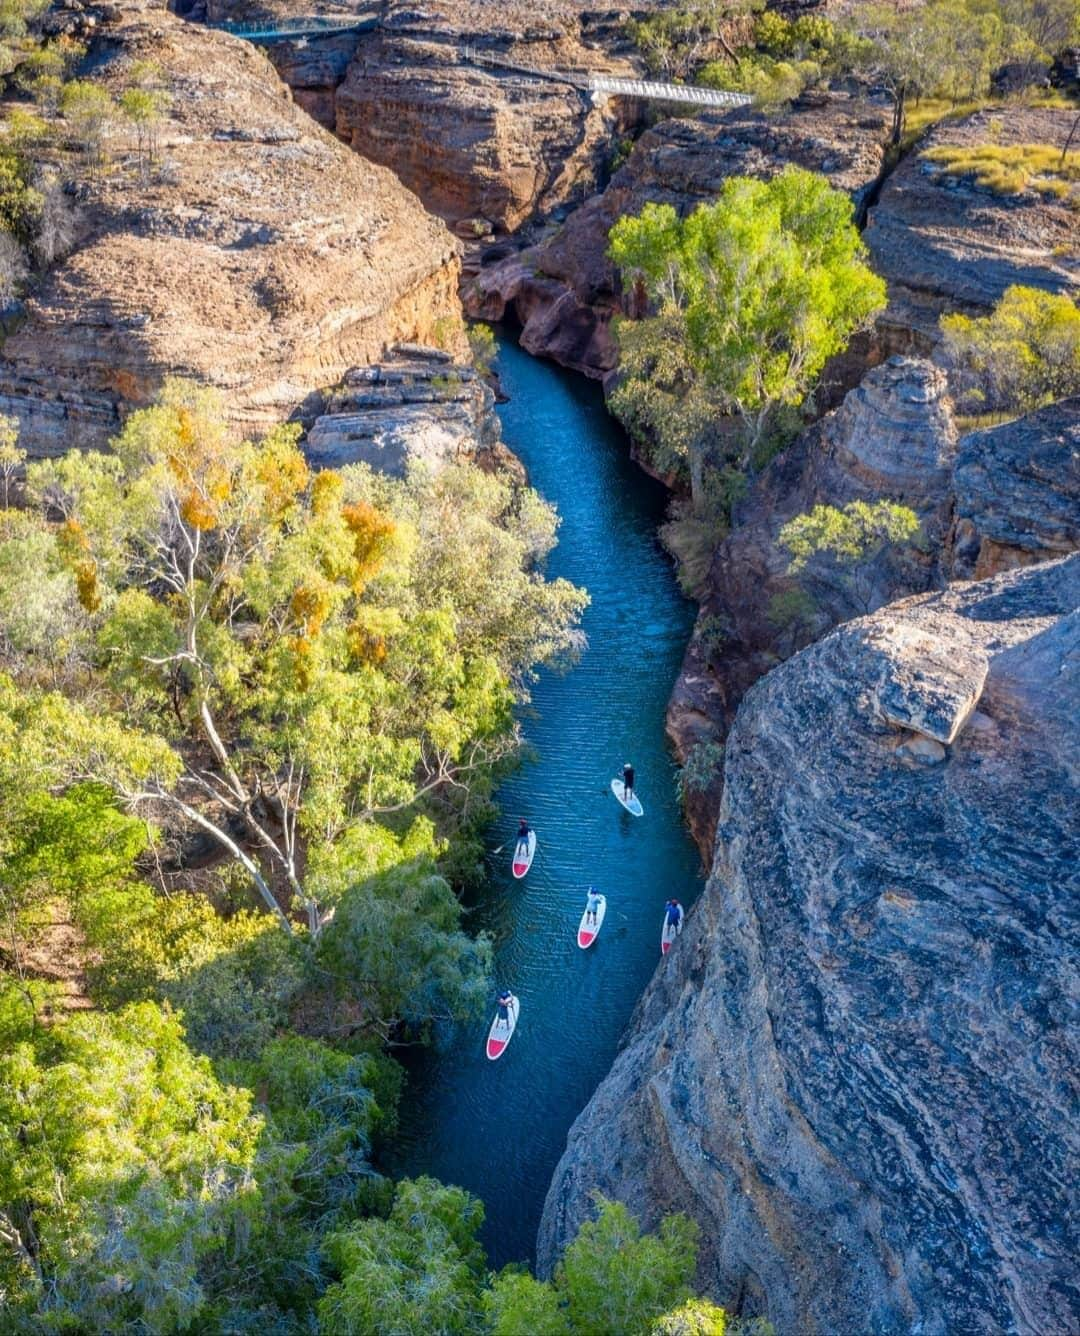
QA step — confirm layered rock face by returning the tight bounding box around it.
[667,365,1080,852]
[951,397,1080,579]
[333,4,642,235]
[467,94,892,376]
[0,4,463,456]
[865,106,1080,351]
[305,345,511,477]
[540,554,1080,1336]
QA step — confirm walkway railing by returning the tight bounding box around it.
[588,75,751,108]
[210,15,376,42]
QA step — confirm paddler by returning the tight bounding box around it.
[515,817,531,856]
[622,762,635,802]
[496,988,513,1029]
[664,898,683,934]
[585,886,603,926]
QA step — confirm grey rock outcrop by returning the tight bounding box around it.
[305,347,508,477]
[540,555,1080,1336]
[951,397,1080,579]
[667,367,1080,854]
[865,106,1079,351]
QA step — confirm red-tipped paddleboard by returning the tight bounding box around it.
[511,830,536,879]
[486,995,518,1060]
[577,894,607,949]
[611,777,644,816]
[661,911,682,956]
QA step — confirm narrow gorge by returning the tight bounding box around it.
[0,1,1076,1333]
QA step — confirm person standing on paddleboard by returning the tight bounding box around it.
[665,898,683,932]
[623,762,635,802]
[515,818,531,856]
[496,988,513,1028]
[585,886,602,926]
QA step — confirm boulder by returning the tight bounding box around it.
[540,554,1080,1336]
[305,348,509,477]
[0,7,463,456]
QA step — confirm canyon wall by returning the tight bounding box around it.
[540,554,1080,1336]
[668,367,1079,852]
[0,3,463,456]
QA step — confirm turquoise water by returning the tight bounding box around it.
[391,337,703,1267]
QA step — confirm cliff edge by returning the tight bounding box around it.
[539,554,1080,1336]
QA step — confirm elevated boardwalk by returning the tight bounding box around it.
[210,15,376,42]
[209,21,752,108]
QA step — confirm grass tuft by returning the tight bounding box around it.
[921,142,1080,206]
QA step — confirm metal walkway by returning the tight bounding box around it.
[588,74,750,109]
[210,23,752,107]
[209,15,376,42]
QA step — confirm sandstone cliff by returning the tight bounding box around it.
[229,0,646,236]
[668,365,1079,852]
[540,554,1080,1336]
[0,4,463,456]
[467,94,892,377]
[865,106,1080,352]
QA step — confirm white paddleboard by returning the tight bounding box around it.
[577,894,607,949]
[611,777,643,817]
[486,995,518,1060]
[661,910,683,956]
[511,830,536,879]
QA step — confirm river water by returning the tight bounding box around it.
[391,336,703,1267]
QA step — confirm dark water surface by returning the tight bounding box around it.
[390,337,703,1267]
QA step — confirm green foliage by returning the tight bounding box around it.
[556,1197,699,1335]
[941,285,1080,413]
[0,998,266,1331]
[678,740,725,799]
[608,168,885,498]
[780,500,921,572]
[651,1298,728,1335]
[319,1176,487,1335]
[317,854,493,1028]
[0,145,41,244]
[779,499,921,614]
[845,0,1080,142]
[7,380,584,974]
[59,79,116,166]
[486,1269,572,1335]
[467,321,497,376]
[626,1,763,81]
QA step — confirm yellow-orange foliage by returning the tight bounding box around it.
[74,559,101,613]
[347,622,387,666]
[342,500,396,595]
[180,490,218,532]
[289,583,331,639]
[255,447,309,519]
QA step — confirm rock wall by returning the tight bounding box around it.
[246,0,647,236]
[467,93,891,379]
[668,365,1079,853]
[540,554,1080,1336]
[0,5,464,456]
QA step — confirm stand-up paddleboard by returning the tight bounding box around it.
[611,777,643,817]
[486,995,518,1060]
[511,831,536,879]
[661,911,683,956]
[577,894,607,949]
